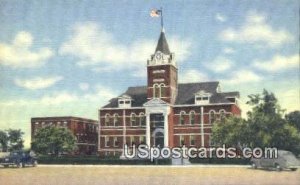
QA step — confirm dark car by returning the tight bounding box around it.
[250,150,300,171]
[0,151,38,168]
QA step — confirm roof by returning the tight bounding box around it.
[31,116,98,123]
[102,81,240,108]
[155,31,171,55]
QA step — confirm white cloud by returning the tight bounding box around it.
[223,47,235,54]
[0,85,116,107]
[278,88,300,113]
[59,22,191,71]
[205,56,233,73]
[253,54,298,72]
[0,31,53,68]
[179,69,209,83]
[14,76,63,90]
[223,69,262,85]
[215,13,227,22]
[219,11,293,47]
[79,83,90,91]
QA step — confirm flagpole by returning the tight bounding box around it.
[160,7,164,31]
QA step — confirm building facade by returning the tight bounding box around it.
[98,29,241,157]
[31,116,98,155]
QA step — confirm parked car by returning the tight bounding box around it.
[250,150,300,171]
[0,151,37,168]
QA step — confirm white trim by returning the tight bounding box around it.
[190,135,195,146]
[173,126,212,129]
[152,128,164,137]
[173,103,236,107]
[101,128,146,130]
[100,107,145,110]
[98,149,123,152]
[174,133,211,136]
[201,107,204,147]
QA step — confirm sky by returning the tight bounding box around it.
[0,0,299,148]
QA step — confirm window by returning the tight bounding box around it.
[130,113,136,126]
[139,113,146,126]
[105,114,110,126]
[130,136,135,146]
[153,84,160,98]
[219,109,226,122]
[179,111,185,125]
[190,135,195,146]
[113,113,119,126]
[180,135,185,146]
[209,110,216,124]
[140,136,145,144]
[189,111,195,125]
[113,137,118,147]
[160,83,166,97]
[105,136,109,147]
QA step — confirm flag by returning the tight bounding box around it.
[150,9,161,17]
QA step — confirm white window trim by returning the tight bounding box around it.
[105,114,110,126]
[113,137,118,147]
[105,136,109,147]
[190,135,195,146]
[113,113,119,126]
[189,110,196,125]
[209,110,216,124]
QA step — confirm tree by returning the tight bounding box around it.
[7,129,24,151]
[212,116,247,149]
[31,126,76,156]
[212,89,300,155]
[0,130,8,152]
[0,129,24,152]
[285,111,300,131]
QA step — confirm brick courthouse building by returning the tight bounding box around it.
[98,29,241,157]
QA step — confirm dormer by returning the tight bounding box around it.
[118,94,132,108]
[195,90,212,105]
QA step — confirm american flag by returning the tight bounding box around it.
[150,9,161,17]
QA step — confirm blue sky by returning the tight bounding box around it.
[0,0,299,148]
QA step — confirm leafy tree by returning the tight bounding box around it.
[285,111,300,131]
[31,126,76,156]
[0,130,8,152]
[0,129,24,152]
[212,89,300,155]
[7,129,24,151]
[212,116,248,149]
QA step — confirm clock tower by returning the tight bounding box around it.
[147,29,178,104]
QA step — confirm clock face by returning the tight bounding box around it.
[155,53,162,60]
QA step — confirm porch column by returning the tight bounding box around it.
[164,113,169,147]
[201,107,204,147]
[146,113,151,146]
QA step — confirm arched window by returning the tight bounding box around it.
[139,113,146,126]
[219,109,226,122]
[105,114,110,126]
[189,111,195,125]
[179,111,185,125]
[209,110,216,124]
[113,113,119,126]
[130,113,136,126]
[153,84,160,98]
[160,83,166,97]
